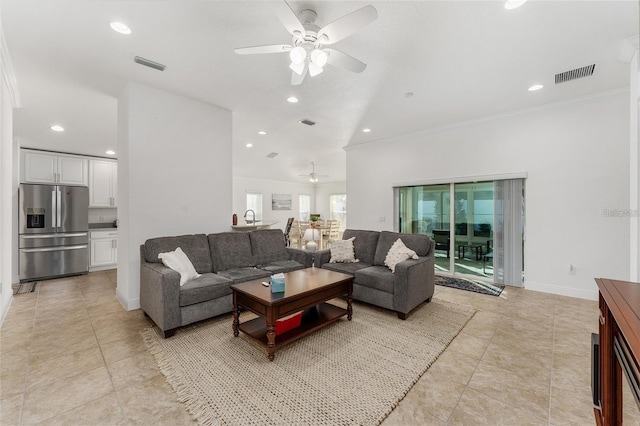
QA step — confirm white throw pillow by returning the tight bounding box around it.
[158,247,201,286]
[329,237,359,264]
[384,238,419,273]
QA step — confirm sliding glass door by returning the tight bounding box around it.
[399,184,451,273]
[453,182,494,277]
[396,179,524,285]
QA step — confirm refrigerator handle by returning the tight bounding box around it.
[51,189,57,229]
[56,189,62,230]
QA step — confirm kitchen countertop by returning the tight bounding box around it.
[231,221,278,231]
[89,223,118,230]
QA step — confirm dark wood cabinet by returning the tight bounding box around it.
[594,278,640,425]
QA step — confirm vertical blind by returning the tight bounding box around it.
[493,179,524,286]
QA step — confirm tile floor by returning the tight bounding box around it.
[0,270,606,425]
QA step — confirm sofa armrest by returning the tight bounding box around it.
[314,249,331,268]
[140,258,182,333]
[285,247,314,268]
[393,254,435,314]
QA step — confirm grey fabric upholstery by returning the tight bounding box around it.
[373,231,432,266]
[208,232,254,271]
[140,229,314,337]
[342,229,380,264]
[179,273,233,307]
[259,259,306,274]
[315,229,435,319]
[250,229,288,265]
[144,234,212,273]
[216,267,271,284]
[321,261,372,275]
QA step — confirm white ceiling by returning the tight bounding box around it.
[2,1,638,184]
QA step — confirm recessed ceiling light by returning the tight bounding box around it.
[362,128,371,133]
[110,21,131,35]
[528,84,544,91]
[246,143,253,148]
[505,0,528,10]
[105,150,116,155]
[50,125,64,132]
[258,131,266,135]
[287,96,299,103]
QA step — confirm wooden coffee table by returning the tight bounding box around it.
[231,267,354,361]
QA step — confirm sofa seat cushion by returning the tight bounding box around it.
[354,266,396,293]
[144,234,213,273]
[321,262,372,276]
[258,260,305,274]
[216,267,271,284]
[179,273,233,307]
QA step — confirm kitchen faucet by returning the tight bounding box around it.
[244,209,255,224]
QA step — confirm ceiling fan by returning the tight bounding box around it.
[299,162,328,183]
[234,1,377,85]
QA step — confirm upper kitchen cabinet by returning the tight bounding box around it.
[21,149,88,186]
[89,159,117,207]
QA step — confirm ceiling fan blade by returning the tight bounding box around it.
[234,44,292,55]
[325,49,367,73]
[274,1,305,37]
[291,64,308,86]
[317,5,377,45]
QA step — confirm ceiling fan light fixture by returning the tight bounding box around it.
[308,62,323,77]
[289,61,305,75]
[310,49,328,68]
[289,46,306,64]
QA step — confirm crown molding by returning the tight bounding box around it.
[620,34,640,63]
[344,88,628,152]
[0,28,21,107]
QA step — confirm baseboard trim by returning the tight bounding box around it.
[116,287,140,311]
[524,280,598,301]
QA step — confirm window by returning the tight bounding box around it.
[245,192,262,221]
[329,194,347,230]
[299,194,310,221]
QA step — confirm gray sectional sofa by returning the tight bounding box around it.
[140,229,313,337]
[314,229,435,319]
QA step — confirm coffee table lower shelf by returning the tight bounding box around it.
[238,302,346,349]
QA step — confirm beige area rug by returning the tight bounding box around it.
[142,299,476,425]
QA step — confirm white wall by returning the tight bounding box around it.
[0,25,19,325]
[314,181,347,223]
[232,176,314,230]
[346,91,630,300]
[117,82,232,310]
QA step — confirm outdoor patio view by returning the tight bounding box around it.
[398,182,495,279]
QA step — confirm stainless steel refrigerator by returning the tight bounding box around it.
[19,183,89,282]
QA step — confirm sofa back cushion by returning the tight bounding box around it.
[144,234,212,273]
[208,232,254,272]
[341,229,380,265]
[249,229,287,265]
[373,231,432,266]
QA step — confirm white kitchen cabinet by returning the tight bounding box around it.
[90,230,117,270]
[89,159,117,207]
[22,150,88,186]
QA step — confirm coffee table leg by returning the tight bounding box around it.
[232,306,239,337]
[266,323,276,361]
[347,292,353,321]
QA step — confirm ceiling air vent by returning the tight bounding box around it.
[299,119,316,126]
[266,152,278,158]
[134,56,166,71]
[555,64,595,84]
